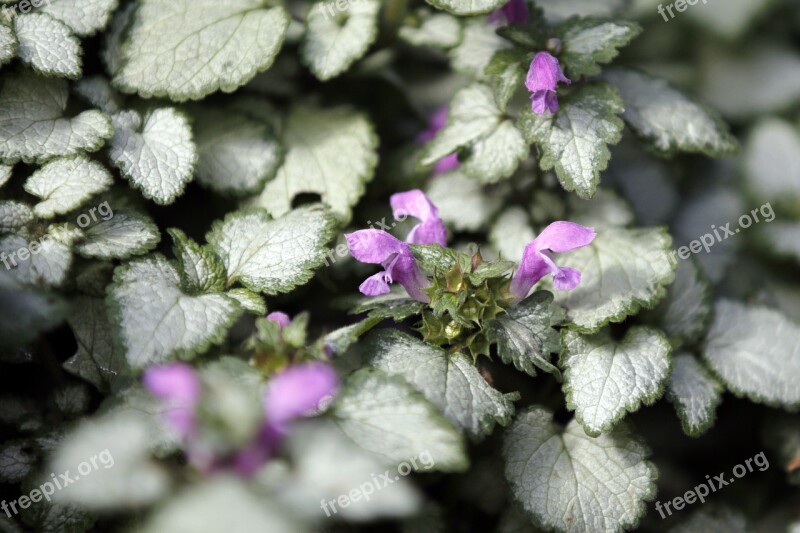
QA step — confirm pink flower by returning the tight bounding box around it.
[143,363,201,437]
[525,52,571,115]
[390,189,447,247]
[346,229,431,302]
[510,221,596,299]
[263,362,339,435]
[487,0,529,25]
[266,311,290,329]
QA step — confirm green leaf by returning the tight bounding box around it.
[604,69,737,157]
[333,368,468,471]
[0,270,67,347]
[427,170,501,232]
[486,291,564,378]
[168,228,226,293]
[108,254,242,367]
[504,406,656,532]
[421,84,526,183]
[686,0,772,39]
[535,0,627,22]
[424,0,505,16]
[653,259,712,348]
[207,206,335,294]
[667,353,722,438]
[409,243,458,272]
[141,479,299,533]
[557,18,641,78]
[0,164,11,188]
[566,187,634,228]
[301,0,380,80]
[485,49,527,111]
[366,329,518,440]
[399,10,462,49]
[74,75,122,114]
[672,507,749,533]
[13,13,82,78]
[109,109,196,205]
[50,411,170,510]
[41,0,119,36]
[322,315,382,356]
[551,226,676,333]
[703,300,800,408]
[102,0,133,75]
[64,297,126,392]
[114,0,290,101]
[24,156,113,218]
[225,288,266,315]
[0,200,34,233]
[743,118,800,207]
[252,106,378,222]
[449,18,511,79]
[75,210,160,260]
[0,71,112,164]
[273,420,422,521]
[562,326,672,436]
[520,82,624,199]
[348,292,425,321]
[760,221,800,263]
[0,225,77,287]
[193,108,281,197]
[0,440,34,482]
[0,21,15,67]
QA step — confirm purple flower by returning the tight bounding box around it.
[266,311,290,329]
[263,362,339,435]
[418,106,460,174]
[143,362,201,437]
[346,229,431,302]
[487,0,529,25]
[390,189,447,247]
[510,221,596,299]
[525,52,571,115]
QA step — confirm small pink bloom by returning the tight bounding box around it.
[266,311,290,329]
[487,0,529,25]
[143,362,201,437]
[346,229,431,302]
[510,221,596,299]
[525,52,571,115]
[390,189,447,247]
[418,106,460,174]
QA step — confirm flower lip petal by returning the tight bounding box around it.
[345,229,406,264]
[552,267,581,290]
[533,221,596,252]
[264,362,339,429]
[359,271,392,296]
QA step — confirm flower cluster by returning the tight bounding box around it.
[143,313,337,476]
[347,190,595,304]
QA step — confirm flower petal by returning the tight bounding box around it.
[417,105,449,142]
[266,311,290,329]
[346,229,406,264]
[143,362,201,436]
[509,243,552,299]
[552,267,581,290]
[391,189,448,247]
[533,221,596,253]
[359,271,392,296]
[488,0,529,26]
[434,152,460,174]
[264,362,339,430]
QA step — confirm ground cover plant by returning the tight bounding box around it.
[1,0,800,531]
